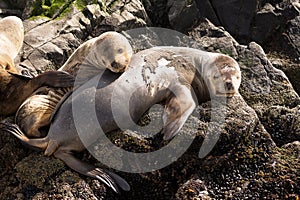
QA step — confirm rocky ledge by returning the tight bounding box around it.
[0,0,299,199]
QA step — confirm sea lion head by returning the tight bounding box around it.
[93,32,133,73]
[206,54,241,97]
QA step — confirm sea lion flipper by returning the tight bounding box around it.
[34,71,75,88]
[0,122,48,150]
[161,84,196,140]
[104,169,131,191]
[54,150,129,193]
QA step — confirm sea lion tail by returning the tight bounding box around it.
[0,122,48,150]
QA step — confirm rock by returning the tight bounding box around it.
[250,3,281,43]
[168,0,200,32]
[175,178,211,200]
[282,141,300,156]
[0,0,24,17]
[262,105,300,146]
[167,0,258,41]
[209,0,257,41]
[99,0,150,33]
[281,15,300,59]
[268,54,300,95]
[142,0,168,27]
[164,0,300,60]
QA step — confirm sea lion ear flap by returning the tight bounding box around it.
[161,84,196,140]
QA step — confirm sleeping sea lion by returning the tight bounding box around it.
[13,31,133,138]
[1,47,241,193]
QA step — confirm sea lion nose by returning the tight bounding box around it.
[111,61,120,69]
[225,81,234,90]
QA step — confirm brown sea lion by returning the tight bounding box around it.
[0,70,75,116]
[0,16,75,117]
[14,31,133,138]
[1,47,241,193]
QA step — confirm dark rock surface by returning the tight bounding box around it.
[0,0,299,199]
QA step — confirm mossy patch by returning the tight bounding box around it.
[27,0,125,20]
[28,0,73,19]
[28,0,87,19]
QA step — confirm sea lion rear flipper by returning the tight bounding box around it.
[161,84,196,140]
[54,150,130,193]
[34,71,75,88]
[0,122,48,150]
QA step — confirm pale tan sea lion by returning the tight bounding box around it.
[0,16,23,74]
[1,47,241,193]
[0,16,24,68]
[59,31,133,86]
[14,31,133,138]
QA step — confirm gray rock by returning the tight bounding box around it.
[166,0,257,41]
[250,3,281,43]
[142,0,168,27]
[262,105,300,146]
[210,0,257,40]
[168,0,200,32]
[282,15,300,59]
[99,0,150,33]
[269,55,300,95]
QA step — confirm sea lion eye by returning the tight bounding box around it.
[213,73,220,79]
[118,48,123,54]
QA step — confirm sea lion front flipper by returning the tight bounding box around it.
[34,71,75,88]
[54,150,130,193]
[161,84,196,140]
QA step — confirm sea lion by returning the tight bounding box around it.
[13,31,133,138]
[0,16,75,117]
[0,16,24,74]
[0,70,75,116]
[1,47,241,192]
[58,31,133,85]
